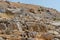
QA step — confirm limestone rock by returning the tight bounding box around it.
[0,1,59,40]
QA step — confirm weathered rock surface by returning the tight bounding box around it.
[0,0,60,40]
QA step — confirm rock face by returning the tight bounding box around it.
[0,1,60,40]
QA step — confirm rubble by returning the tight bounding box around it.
[0,1,60,40]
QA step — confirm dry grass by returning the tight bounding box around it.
[36,33,54,40]
[0,13,15,19]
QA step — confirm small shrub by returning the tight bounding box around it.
[38,9,40,11]
[46,10,50,12]
[29,9,35,13]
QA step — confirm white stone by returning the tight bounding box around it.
[48,30,59,35]
[0,37,5,40]
[50,21,60,26]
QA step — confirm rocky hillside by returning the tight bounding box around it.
[0,1,60,40]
